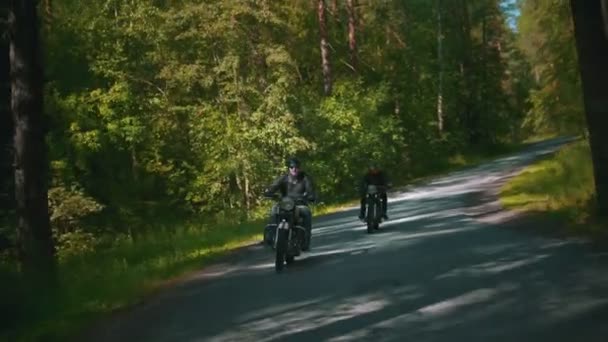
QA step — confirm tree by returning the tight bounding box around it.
[518,0,584,134]
[1,2,12,221]
[318,0,332,95]
[569,0,608,217]
[603,0,608,39]
[436,0,444,135]
[346,0,358,72]
[9,0,55,273]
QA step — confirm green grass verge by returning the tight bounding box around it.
[500,140,606,236]
[1,219,264,342]
[0,141,531,342]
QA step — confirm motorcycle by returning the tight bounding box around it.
[263,194,310,273]
[364,184,386,234]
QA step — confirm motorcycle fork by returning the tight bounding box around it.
[274,219,285,249]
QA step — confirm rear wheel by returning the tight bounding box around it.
[275,230,287,273]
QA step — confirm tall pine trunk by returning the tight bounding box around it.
[436,0,444,135]
[1,4,12,221]
[602,0,608,39]
[318,0,332,96]
[9,0,55,274]
[346,0,358,72]
[570,0,608,217]
[458,0,476,144]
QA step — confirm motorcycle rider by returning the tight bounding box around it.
[264,157,316,251]
[359,162,390,221]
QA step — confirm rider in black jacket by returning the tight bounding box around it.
[359,162,389,221]
[264,158,316,250]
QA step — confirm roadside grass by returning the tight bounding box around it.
[500,140,607,237]
[1,219,264,342]
[0,140,534,341]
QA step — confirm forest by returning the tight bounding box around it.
[1,0,607,340]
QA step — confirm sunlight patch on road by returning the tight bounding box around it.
[376,212,440,227]
[540,295,608,323]
[435,254,550,279]
[329,286,512,341]
[382,225,484,244]
[417,288,499,316]
[235,297,330,324]
[208,293,391,342]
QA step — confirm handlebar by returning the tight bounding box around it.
[262,192,314,205]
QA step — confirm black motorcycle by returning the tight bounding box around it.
[364,184,386,233]
[264,195,310,273]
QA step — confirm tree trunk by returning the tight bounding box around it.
[1,7,12,220]
[346,0,358,72]
[331,0,338,16]
[570,0,608,217]
[394,99,400,117]
[43,0,52,28]
[9,0,55,274]
[459,0,476,144]
[318,0,333,96]
[436,0,444,135]
[602,0,608,39]
[479,10,487,142]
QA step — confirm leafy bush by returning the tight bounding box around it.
[48,186,104,260]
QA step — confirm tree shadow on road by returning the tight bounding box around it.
[86,136,608,342]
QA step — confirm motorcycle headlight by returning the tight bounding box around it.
[279,197,295,211]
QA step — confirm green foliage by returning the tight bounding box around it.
[301,81,407,199]
[500,140,597,225]
[48,186,104,234]
[48,186,104,260]
[517,0,585,135]
[0,218,262,342]
[38,0,526,221]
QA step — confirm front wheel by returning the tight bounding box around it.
[275,230,288,273]
[286,255,295,264]
[367,221,373,234]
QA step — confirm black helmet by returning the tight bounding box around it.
[287,157,301,168]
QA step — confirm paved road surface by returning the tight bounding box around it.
[87,137,608,342]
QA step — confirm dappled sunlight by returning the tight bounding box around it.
[207,293,392,342]
[234,297,331,325]
[88,136,608,342]
[389,137,575,204]
[540,294,608,323]
[435,254,550,279]
[327,286,516,341]
[380,225,483,245]
[416,287,506,316]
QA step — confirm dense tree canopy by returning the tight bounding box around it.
[4,0,597,259]
[40,0,521,208]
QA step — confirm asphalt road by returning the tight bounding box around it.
[87,137,608,342]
